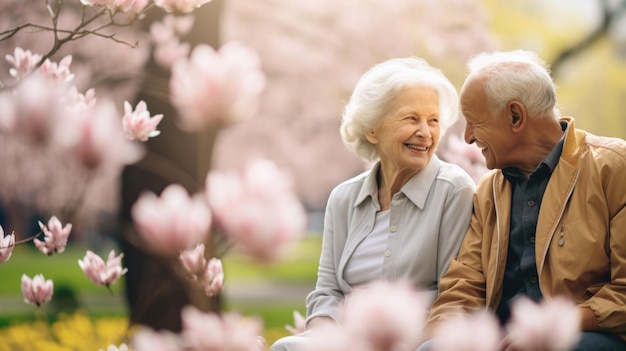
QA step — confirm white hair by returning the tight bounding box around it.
[465,49,561,119]
[340,57,459,162]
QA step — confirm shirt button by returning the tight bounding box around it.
[384,250,391,257]
[530,277,537,284]
[527,200,535,207]
[390,225,397,232]
[530,237,535,243]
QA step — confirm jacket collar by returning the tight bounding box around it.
[354,155,442,210]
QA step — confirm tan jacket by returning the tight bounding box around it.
[427,117,626,340]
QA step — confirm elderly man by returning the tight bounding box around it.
[422,49,626,351]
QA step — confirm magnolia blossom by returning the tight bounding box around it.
[122,100,163,142]
[131,184,212,256]
[285,310,305,335]
[8,71,66,143]
[34,216,72,255]
[56,98,144,170]
[505,296,581,351]
[0,225,15,265]
[440,133,489,184]
[80,0,148,13]
[5,47,42,79]
[205,159,307,262]
[301,324,361,351]
[78,250,128,287]
[153,38,191,70]
[21,274,54,306]
[179,305,265,351]
[132,327,183,351]
[154,0,213,13]
[170,41,266,131]
[340,280,430,351]
[150,14,195,45]
[100,344,129,351]
[39,55,74,83]
[432,310,501,351]
[179,243,224,296]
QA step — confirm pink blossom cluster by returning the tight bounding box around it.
[131,305,266,351]
[179,243,224,296]
[149,14,194,69]
[1,48,150,172]
[169,41,267,131]
[440,133,489,184]
[79,0,149,15]
[205,159,308,262]
[301,280,430,351]
[131,184,212,256]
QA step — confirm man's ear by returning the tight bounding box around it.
[509,101,526,133]
[364,129,378,144]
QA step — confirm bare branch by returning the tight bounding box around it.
[551,0,626,74]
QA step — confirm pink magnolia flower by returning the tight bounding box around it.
[154,0,213,13]
[340,280,430,351]
[153,38,191,70]
[114,0,149,14]
[285,310,306,335]
[5,47,42,79]
[34,216,72,255]
[39,55,74,83]
[301,324,361,351]
[180,305,264,351]
[10,72,66,143]
[132,327,183,351]
[150,14,195,45]
[169,41,266,131]
[205,159,307,262]
[122,100,163,142]
[179,243,224,296]
[21,274,54,306]
[56,98,144,170]
[440,133,489,184]
[504,296,581,351]
[432,310,501,351]
[100,344,129,351]
[78,250,128,287]
[0,225,15,265]
[131,184,212,256]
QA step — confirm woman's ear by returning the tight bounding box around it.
[364,129,379,144]
[509,101,526,133]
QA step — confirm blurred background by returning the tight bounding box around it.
[1,0,625,348]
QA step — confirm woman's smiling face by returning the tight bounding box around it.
[366,85,441,173]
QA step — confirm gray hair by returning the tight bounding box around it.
[465,49,561,119]
[340,57,459,162]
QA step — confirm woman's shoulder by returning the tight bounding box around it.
[434,158,477,189]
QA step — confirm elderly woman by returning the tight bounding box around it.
[270,57,475,350]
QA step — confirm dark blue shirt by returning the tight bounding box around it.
[495,122,568,324]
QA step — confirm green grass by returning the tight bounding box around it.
[0,235,322,339]
[221,234,321,283]
[0,245,126,297]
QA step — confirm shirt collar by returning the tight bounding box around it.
[355,155,442,210]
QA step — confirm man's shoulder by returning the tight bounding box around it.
[581,131,626,163]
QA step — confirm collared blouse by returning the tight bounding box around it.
[305,155,475,325]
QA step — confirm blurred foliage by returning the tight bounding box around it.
[480,0,626,138]
[0,235,321,347]
[0,311,129,351]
